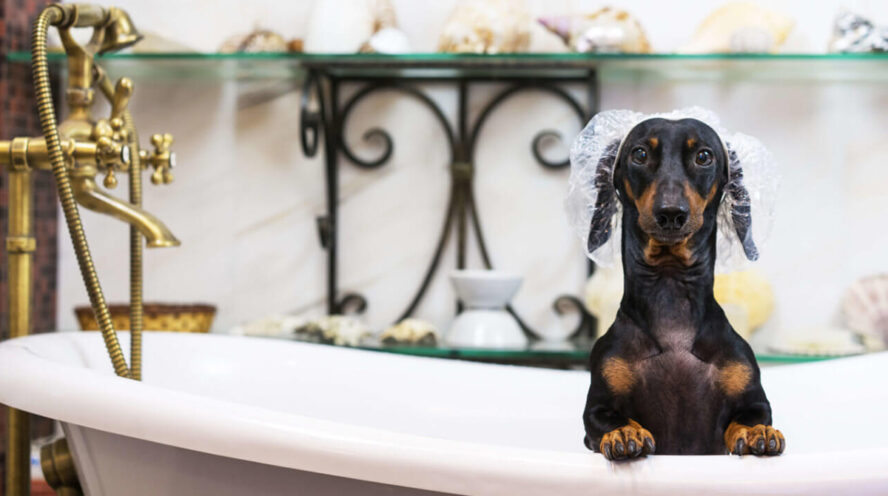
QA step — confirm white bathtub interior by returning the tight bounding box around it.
[1,332,887,495]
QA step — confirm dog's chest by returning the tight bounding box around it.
[630,330,725,453]
[637,334,717,395]
[634,330,713,385]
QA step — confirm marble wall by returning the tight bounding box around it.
[54,1,888,343]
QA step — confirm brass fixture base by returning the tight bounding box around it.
[40,438,83,496]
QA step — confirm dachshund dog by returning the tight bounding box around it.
[581,117,785,459]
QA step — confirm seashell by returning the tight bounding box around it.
[362,27,411,54]
[679,2,794,54]
[585,267,774,339]
[294,315,370,347]
[729,26,776,53]
[527,20,569,53]
[219,29,288,54]
[720,303,752,341]
[304,0,399,54]
[768,326,866,357]
[583,265,623,337]
[438,0,531,54]
[841,274,888,350]
[235,314,307,338]
[539,8,651,54]
[287,39,304,53]
[380,318,439,346]
[713,269,775,332]
[131,32,195,54]
[829,10,888,53]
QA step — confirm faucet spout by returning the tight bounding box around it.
[71,166,180,248]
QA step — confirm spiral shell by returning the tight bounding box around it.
[841,274,888,350]
[539,8,651,54]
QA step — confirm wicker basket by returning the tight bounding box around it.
[74,303,216,333]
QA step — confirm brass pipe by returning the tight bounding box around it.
[96,74,144,380]
[6,169,33,496]
[126,112,144,380]
[32,6,131,378]
[0,137,99,170]
[54,3,108,29]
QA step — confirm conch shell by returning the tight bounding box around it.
[679,2,794,54]
[304,0,399,53]
[438,0,531,54]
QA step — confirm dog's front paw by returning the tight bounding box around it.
[725,422,785,456]
[599,419,655,460]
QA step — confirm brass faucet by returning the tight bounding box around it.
[1,4,179,494]
[0,103,180,248]
[71,164,180,247]
[58,15,180,247]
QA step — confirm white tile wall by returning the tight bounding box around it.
[56,0,888,339]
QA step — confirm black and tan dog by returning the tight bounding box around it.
[581,117,785,459]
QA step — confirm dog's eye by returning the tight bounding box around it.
[695,149,713,166]
[630,147,647,164]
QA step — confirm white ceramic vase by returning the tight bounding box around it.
[447,270,527,349]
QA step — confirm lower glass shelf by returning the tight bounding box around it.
[287,335,844,368]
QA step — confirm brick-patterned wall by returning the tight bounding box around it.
[0,0,58,491]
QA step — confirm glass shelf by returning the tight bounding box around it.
[5,51,306,81]
[6,51,888,82]
[286,335,844,368]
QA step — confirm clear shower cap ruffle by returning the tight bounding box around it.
[565,107,778,271]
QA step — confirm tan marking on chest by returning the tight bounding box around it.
[602,357,636,395]
[718,362,751,396]
[644,238,694,266]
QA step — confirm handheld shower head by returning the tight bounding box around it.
[91,7,143,54]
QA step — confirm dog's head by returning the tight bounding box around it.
[580,116,760,263]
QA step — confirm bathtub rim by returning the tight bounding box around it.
[1,331,887,496]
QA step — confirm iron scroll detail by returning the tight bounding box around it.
[299,71,598,339]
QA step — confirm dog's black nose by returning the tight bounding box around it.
[654,205,688,231]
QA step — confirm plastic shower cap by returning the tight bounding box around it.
[565,107,778,271]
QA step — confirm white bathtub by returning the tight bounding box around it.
[0,332,886,495]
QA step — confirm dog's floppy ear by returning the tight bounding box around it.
[724,143,758,261]
[587,140,621,253]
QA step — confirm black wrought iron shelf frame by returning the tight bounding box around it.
[298,57,603,342]
[11,51,885,362]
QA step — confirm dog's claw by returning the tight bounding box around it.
[753,438,765,455]
[598,419,655,461]
[725,423,784,457]
[643,437,655,455]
